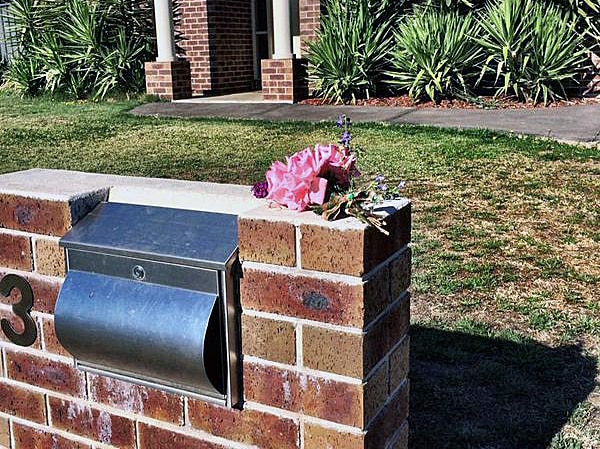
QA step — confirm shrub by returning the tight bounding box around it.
[307,0,396,104]
[476,0,587,103]
[4,0,157,99]
[386,10,483,102]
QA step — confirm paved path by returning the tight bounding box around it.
[131,102,600,144]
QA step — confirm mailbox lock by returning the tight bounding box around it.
[132,265,146,281]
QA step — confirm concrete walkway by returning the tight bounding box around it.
[131,101,600,144]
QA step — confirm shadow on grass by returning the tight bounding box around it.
[409,324,597,449]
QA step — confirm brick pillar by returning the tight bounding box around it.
[145,60,192,100]
[299,0,321,53]
[238,201,412,449]
[261,58,309,103]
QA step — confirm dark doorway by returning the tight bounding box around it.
[252,0,272,84]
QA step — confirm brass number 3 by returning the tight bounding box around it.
[0,274,37,347]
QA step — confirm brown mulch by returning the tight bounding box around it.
[299,94,600,109]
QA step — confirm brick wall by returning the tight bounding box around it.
[299,0,322,52]
[0,170,411,449]
[177,0,212,95]
[176,0,254,96]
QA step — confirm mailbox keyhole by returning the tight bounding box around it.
[132,265,146,281]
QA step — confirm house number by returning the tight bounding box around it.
[0,274,37,347]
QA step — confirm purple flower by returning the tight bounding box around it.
[397,181,406,190]
[251,181,268,199]
[336,115,344,128]
[378,183,389,192]
[340,130,352,146]
[374,174,385,183]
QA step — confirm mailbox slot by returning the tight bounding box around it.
[54,202,241,407]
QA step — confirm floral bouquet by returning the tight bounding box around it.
[251,115,405,234]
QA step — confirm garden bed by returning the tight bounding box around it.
[300,95,600,109]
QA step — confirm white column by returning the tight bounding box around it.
[272,0,293,59]
[153,0,176,62]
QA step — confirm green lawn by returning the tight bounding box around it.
[1,92,598,448]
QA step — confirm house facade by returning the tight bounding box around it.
[145,0,321,102]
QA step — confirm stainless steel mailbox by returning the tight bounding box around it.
[54,202,241,407]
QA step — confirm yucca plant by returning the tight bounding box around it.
[4,0,158,99]
[307,0,396,104]
[475,0,534,99]
[386,10,483,102]
[477,0,587,103]
[3,56,42,95]
[526,4,587,103]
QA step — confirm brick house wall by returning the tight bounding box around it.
[176,0,255,96]
[0,169,411,449]
[299,0,322,52]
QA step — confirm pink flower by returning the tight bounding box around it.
[265,144,360,211]
[313,144,359,187]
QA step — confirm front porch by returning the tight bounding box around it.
[145,0,319,103]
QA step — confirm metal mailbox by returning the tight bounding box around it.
[54,202,241,407]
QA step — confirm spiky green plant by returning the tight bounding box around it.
[477,0,587,103]
[307,0,396,104]
[526,4,588,103]
[386,10,483,102]
[4,0,158,99]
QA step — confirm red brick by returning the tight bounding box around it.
[241,314,296,364]
[0,416,9,447]
[300,294,408,380]
[238,218,296,266]
[300,202,411,276]
[138,423,225,449]
[13,423,91,449]
[364,295,410,370]
[89,374,184,425]
[241,266,366,327]
[0,270,62,314]
[0,192,105,237]
[0,194,71,235]
[188,400,299,449]
[299,0,321,50]
[389,336,410,392]
[0,381,46,423]
[302,326,364,378]
[243,362,364,427]
[0,232,32,271]
[304,423,364,449]
[363,264,392,325]
[390,247,411,299]
[364,359,389,425]
[387,421,409,449]
[41,317,69,357]
[6,350,86,397]
[33,238,66,277]
[49,397,135,448]
[365,381,410,449]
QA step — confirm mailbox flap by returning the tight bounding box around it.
[60,202,238,270]
[55,270,226,399]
